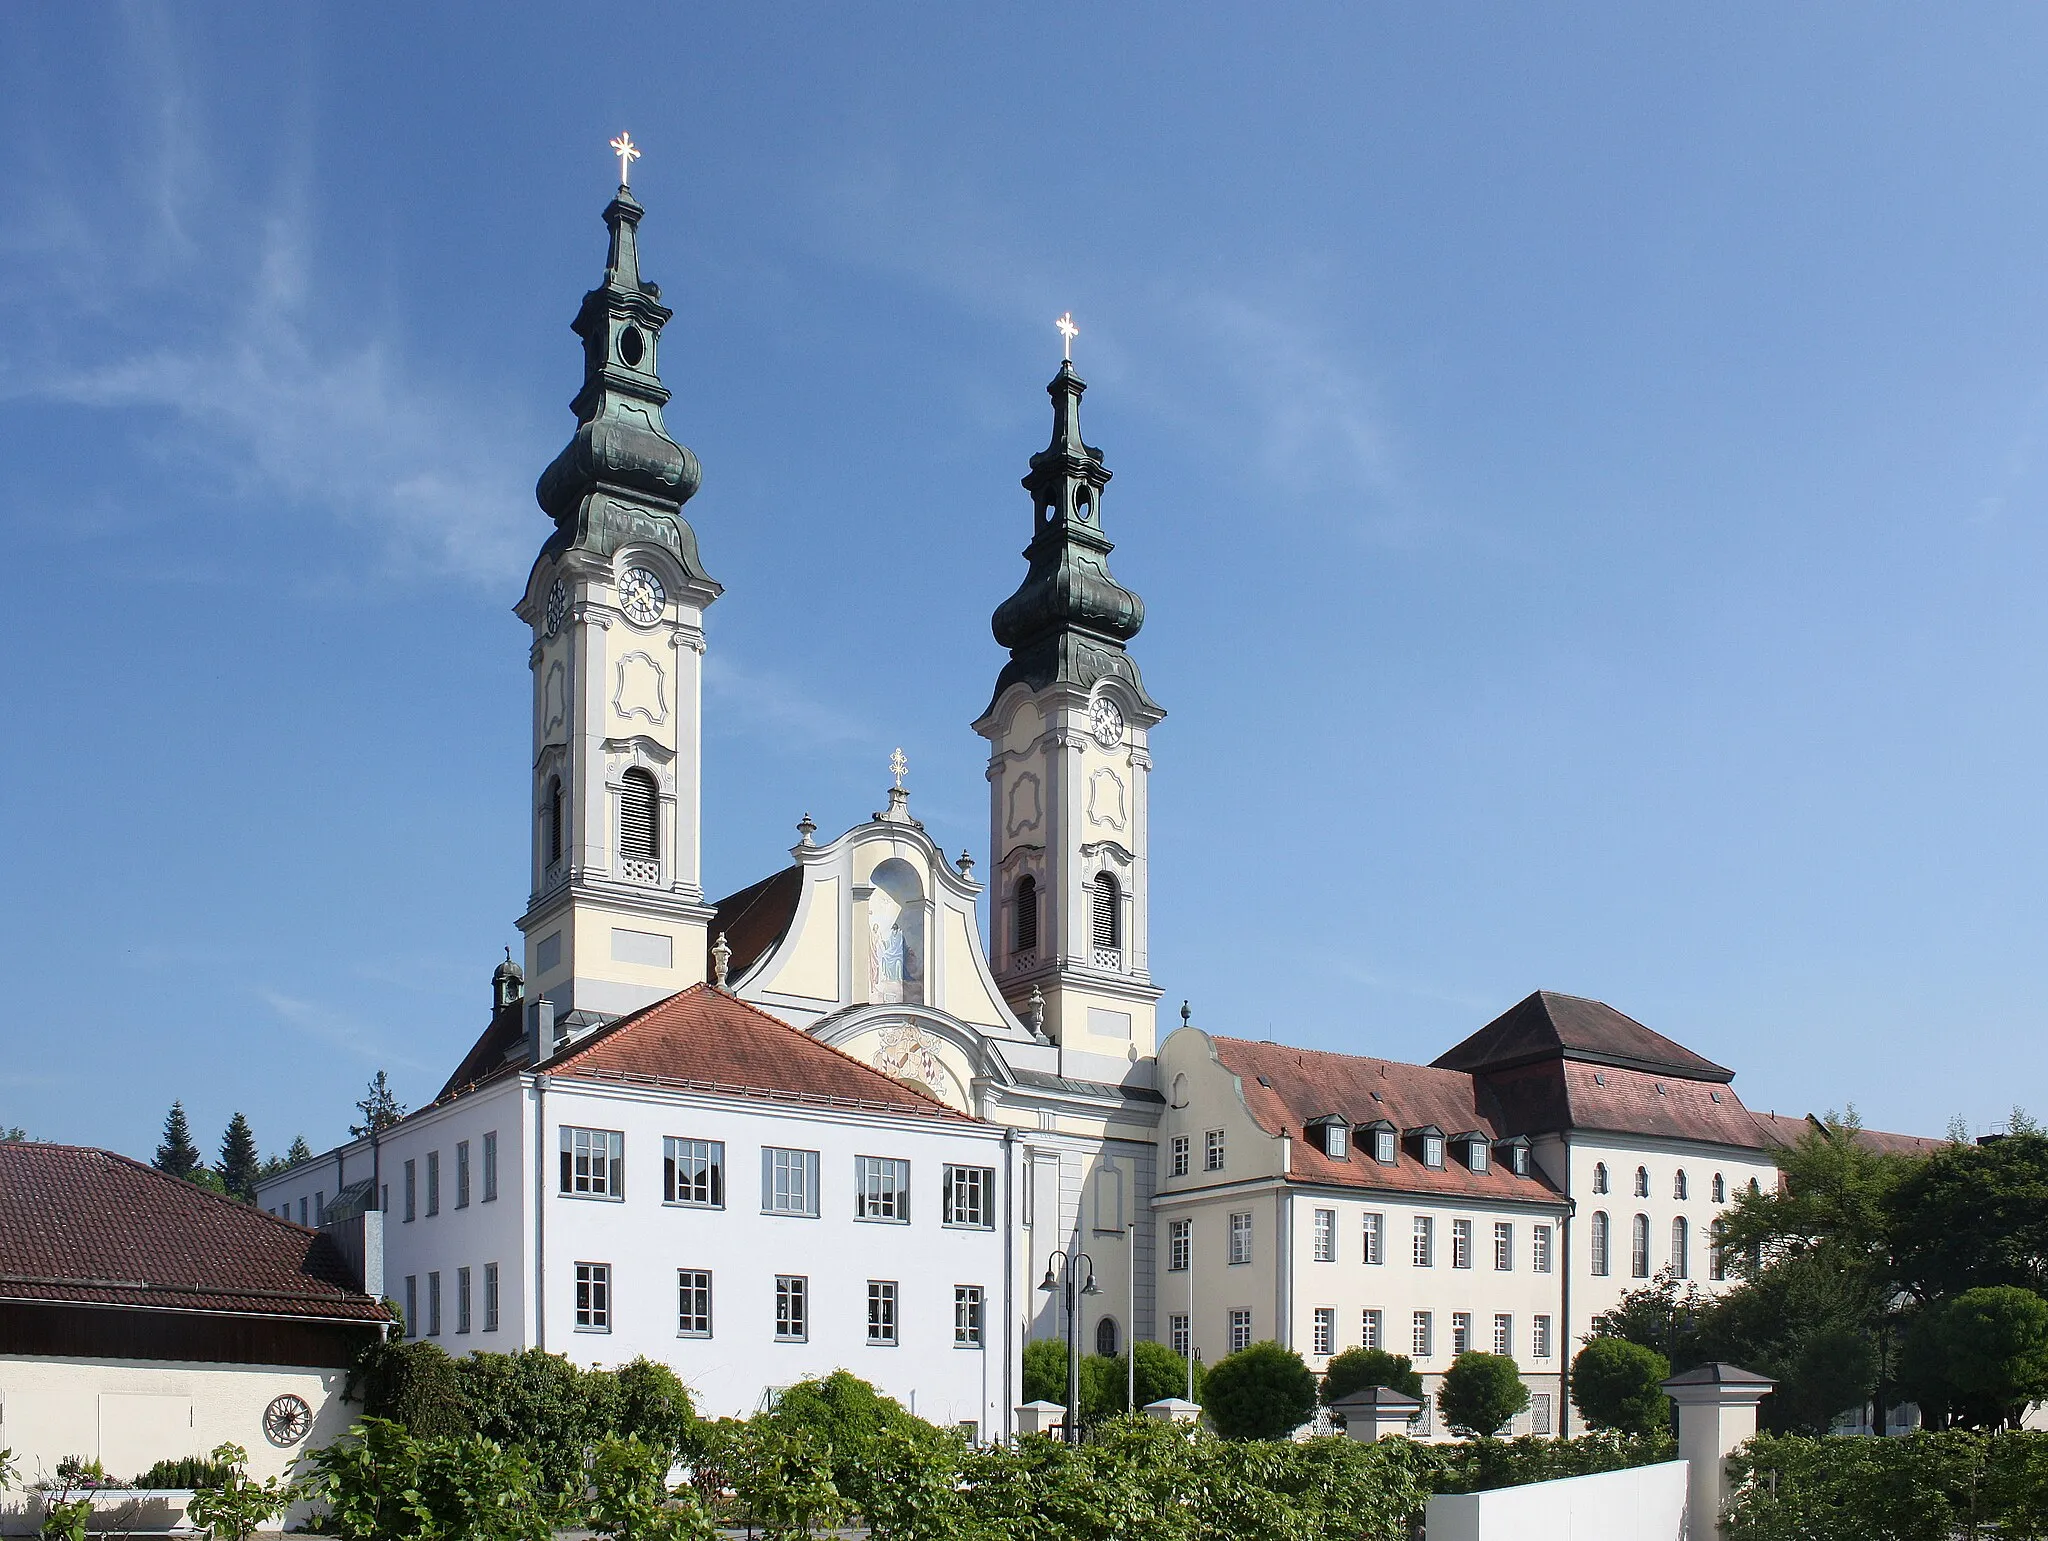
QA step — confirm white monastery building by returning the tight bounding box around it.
[257,160,1936,1438]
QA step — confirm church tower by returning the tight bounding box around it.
[974,354,1165,1078]
[515,165,721,1028]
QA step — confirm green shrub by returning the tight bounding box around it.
[1320,1348,1423,1406]
[184,1444,291,1541]
[1437,1352,1530,1438]
[1425,1429,1677,1494]
[297,1419,430,1541]
[133,1455,235,1490]
[1202,1341,1320,1442]
[1571,1338,1671,1435]
[587,1434,718,1541]
[454,1347,602,1493]
[348,1338,471,1439]
[612,1357,696,1460]
[1725,1429,2048,1541]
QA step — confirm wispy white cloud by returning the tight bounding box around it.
[704,652,873,748]
[0,14,539,588]
[256,987,437,1074]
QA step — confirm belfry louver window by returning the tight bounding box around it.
[1014,876,1038,956]
[619,769,659,883]
[545,778,564,869]
[1092,875,1122,966]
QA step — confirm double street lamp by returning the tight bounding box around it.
[1039,1248,1099,1445]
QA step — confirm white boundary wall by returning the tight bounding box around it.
[1425,1459,1688,1541]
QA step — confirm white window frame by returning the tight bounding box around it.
[1373,1127,1397,1165]
[1169,1313,1191,1357]
[1170,1135,1190,1178]
[482,1130,499,1202]
[1632,1212,1651,1278]
[1228,1210,1253,1265]
[763,1147,821,1217]
[483,1262,500,1333]
[867,1280,899,1345]
[943,1164,995,1228]
[855,1155,911,1223]
[1591,1211,1611,1276]
[1313,1208,1336,1262]
[1452,1218,1473,1269]
[561,1127,625,1198]
[1228,1308,1253,1352]
[575,1262,611,1332]
[664,1137,726,1207]
[1313,1307,1335,1356]
[678,1268,712,1337]
[1493,1313,1512,1356]
[1413,1310,1433,1357]
[1413,1215,1434,1268]
[954,1285,984,1346]
[1494,1221,1514,1271]
[1363,1211,1383,1265]
[1204,1130,1226,1172]
[775,1275,809,1342]
[1533,1314,1553,1359]
[1168,1217,1191,1272]
[1361,1308,1382,1351]
[1533,1223,1553,1273]
[1452,1311,1471,1355]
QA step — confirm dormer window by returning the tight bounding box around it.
[1305,1116,1349,1160]
[1410,1127,1445,1169]
[1454,1133,1489,1173]
[1498,1137,1532,1177]
[1364,1123,1397,1165]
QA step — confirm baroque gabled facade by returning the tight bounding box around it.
[255,159,1940,1438]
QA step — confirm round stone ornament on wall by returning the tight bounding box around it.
[1089,695,1126,750]
[263,1393,313,1447]
[544,579,568,637]
[618,566,667,626]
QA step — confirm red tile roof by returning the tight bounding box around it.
[1209,1038,1565,1205]
[543,983,978,1123]
[1750,1111,1945,1159]
[0,1144,388,1323]
[1434,991,1735,1083]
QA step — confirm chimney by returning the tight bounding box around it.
[531,996,556,1067]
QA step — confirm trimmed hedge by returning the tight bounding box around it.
[1725,1430,2048,1541]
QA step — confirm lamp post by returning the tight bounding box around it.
[1039,1248,1099,1444]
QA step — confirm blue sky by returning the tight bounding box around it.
[5,5,2046,1161]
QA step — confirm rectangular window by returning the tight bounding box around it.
[1452,1311,1471,1355]
[1313,1208,1336,1262]
[426,1151,441,1217]
[1494,1221,1513,1270]
[1373,1127,1397,1165]
[954,1285,985,1346]
[775,1275,809,1341]
[762,1147,821,1216]
[1493,1313,1512,1356]
[456,1266,472,1334]
[1533,1314,1553,1359]
[678,1269,712,1337]
[1533,1224,1553,1273]
[1413,1216,1434,1268]
[404,1275,418,1339]
[1228,1308,1253,1352]
[1313,1307,1335,1356]
[1363,1212,1383,1265]
[664,1138,726,1207]
[560,1127,625,1197]
[1204,1130,1226,1171]
[1531,1394,1553,1435]
[1170,1135,1190,1178]
[299,1197,308,1226]
[1423,1133,1445,1169]
[856,1156,911,1223]
[483,1263,500,1332]
[867,1280,899,1344]
[1452,1218,1473,1269]
[1228,1210,1253,1265]
[482,1130,499,1202]
[1168,1217,1191,1272]
[456,1141,471,1209]
[1413,1310,1433,1357]
[943,1164,995,1228]
[1632,1215,1651,1278]
[404,1160,417,1222]
[1361,1308,1382,1351]
[575,1262,611,1331]
[1170,1313,1190,1357]
[315,1190,325,1224]
[1469,1141,1489,1174]
[1326,1124,1348,1160]
[1592,1214,1611,1276]
[427,1272,442,1336]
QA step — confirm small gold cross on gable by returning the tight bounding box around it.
[1055,312,1079,361]
[610,131,641,188]
[890,747,908,790]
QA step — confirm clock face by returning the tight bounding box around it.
[618,566,666,626]
[544,580,567,637]
[1089,696,1126,750]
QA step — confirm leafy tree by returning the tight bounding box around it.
[768,1370,919,1513]
[350,1071,408,1138]
[1902,1286,2048,1429]
[1589,1273,1712,1368]
[1688,1250,1878,1433]
[217,1113,260,1203]
[1122,1338,1205,1411]
[1202,1340,1318,1441]
[612,1356,695,1460]
[154,1100,202,1179]
[1571,1338,1671,1435]
[1890,1132,2048,1302]
[2,1127,29,1142]
[412,1435,557,1541]
[1320,1347,1424,1406]
[587,1434,718,1541]
[1024,1336,1128,1426]
[184,1443,291,1540]
[1438,1352,1530,1437]
[455,1348,600,1493]
[349,1339,472,1439]
[1022,1336,1068,1404]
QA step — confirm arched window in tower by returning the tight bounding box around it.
[1092,873,1122,967]
[619,768,660,883]
[868,859,927,1006]
[1096,1316,1119,1357]
[1013,875,1039,957]
[545,777,564,870]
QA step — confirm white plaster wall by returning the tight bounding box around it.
[1424,1459,1688,1541]
[0,1356,350,1487]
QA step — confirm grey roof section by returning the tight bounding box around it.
[1010,1067,1166,1105]
[1662,1363,1777,1388]
[1328,1386,1422,1412]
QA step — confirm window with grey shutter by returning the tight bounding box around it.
[1091,874,1121,963]
[1013,875,1038,955]
[619,769,659,882]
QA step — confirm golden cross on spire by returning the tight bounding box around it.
[890,747,908,789]
[610,131,641,188]
[1055,312,1079,362]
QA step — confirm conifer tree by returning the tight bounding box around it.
[153,1101,202,1180]
[218,1112,260,1202]
[286,1135,313,1164]
[350,1072,407,1138]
